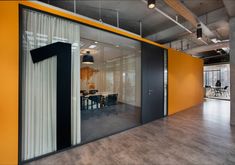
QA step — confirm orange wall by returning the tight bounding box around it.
[168,48,204,115]
[0,2,19,165]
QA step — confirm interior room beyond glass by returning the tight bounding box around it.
[204,64,230,100]
[79,24,141,143]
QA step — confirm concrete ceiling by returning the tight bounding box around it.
[223,0,235,17]
[39,0,234,64]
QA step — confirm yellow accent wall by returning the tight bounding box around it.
[0,1,204,164]
[0,2,19,165]
[168,48,204,115]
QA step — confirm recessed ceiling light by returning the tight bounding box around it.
[94,41,98,44]
[148,0,156,9]
[89,45,97,49]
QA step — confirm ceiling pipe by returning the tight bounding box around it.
[73,0,76,13]
[139,21,143,37]
[116,11,119,28]
[141,0,193,34]
[185,41,229,55]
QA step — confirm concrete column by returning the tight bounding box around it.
[230,17,235,125]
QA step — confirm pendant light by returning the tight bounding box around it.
[197,24,202,39]
[148,0,156,9]
[82,51,94,64]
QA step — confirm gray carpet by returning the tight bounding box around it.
[81,103,141,143]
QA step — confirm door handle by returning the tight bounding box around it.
[148,89,153,95]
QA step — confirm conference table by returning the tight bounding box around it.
[81,92,118,110]
[81,92,115,97]
[210,86,223,97]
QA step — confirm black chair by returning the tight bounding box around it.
[80,96,86,110]
[105,94,118,106]
[89,89,98,94]
[222,86,229,97]
[81,90,88,96]
[214,87,223,97]
[205,85,215,97]
[224,86,229,90]
[88,95,102,109]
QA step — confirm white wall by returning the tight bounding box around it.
[81,53,141,107]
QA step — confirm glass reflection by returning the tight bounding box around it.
[79,25,141,143]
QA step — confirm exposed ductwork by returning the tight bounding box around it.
[185,40,229,55]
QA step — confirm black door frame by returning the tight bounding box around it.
[18,4,168,165]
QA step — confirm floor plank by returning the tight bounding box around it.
[27,99,235,165]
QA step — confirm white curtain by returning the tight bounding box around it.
[22,9,81,161]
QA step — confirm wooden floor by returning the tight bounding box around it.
[27,99,235,165]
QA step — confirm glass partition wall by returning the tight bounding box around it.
[79,25,141,143]
[20,7,141,162]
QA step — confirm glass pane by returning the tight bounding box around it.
[80,24,141,143]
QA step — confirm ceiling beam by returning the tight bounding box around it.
[163,0,215,40]
[163,0,198,27]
